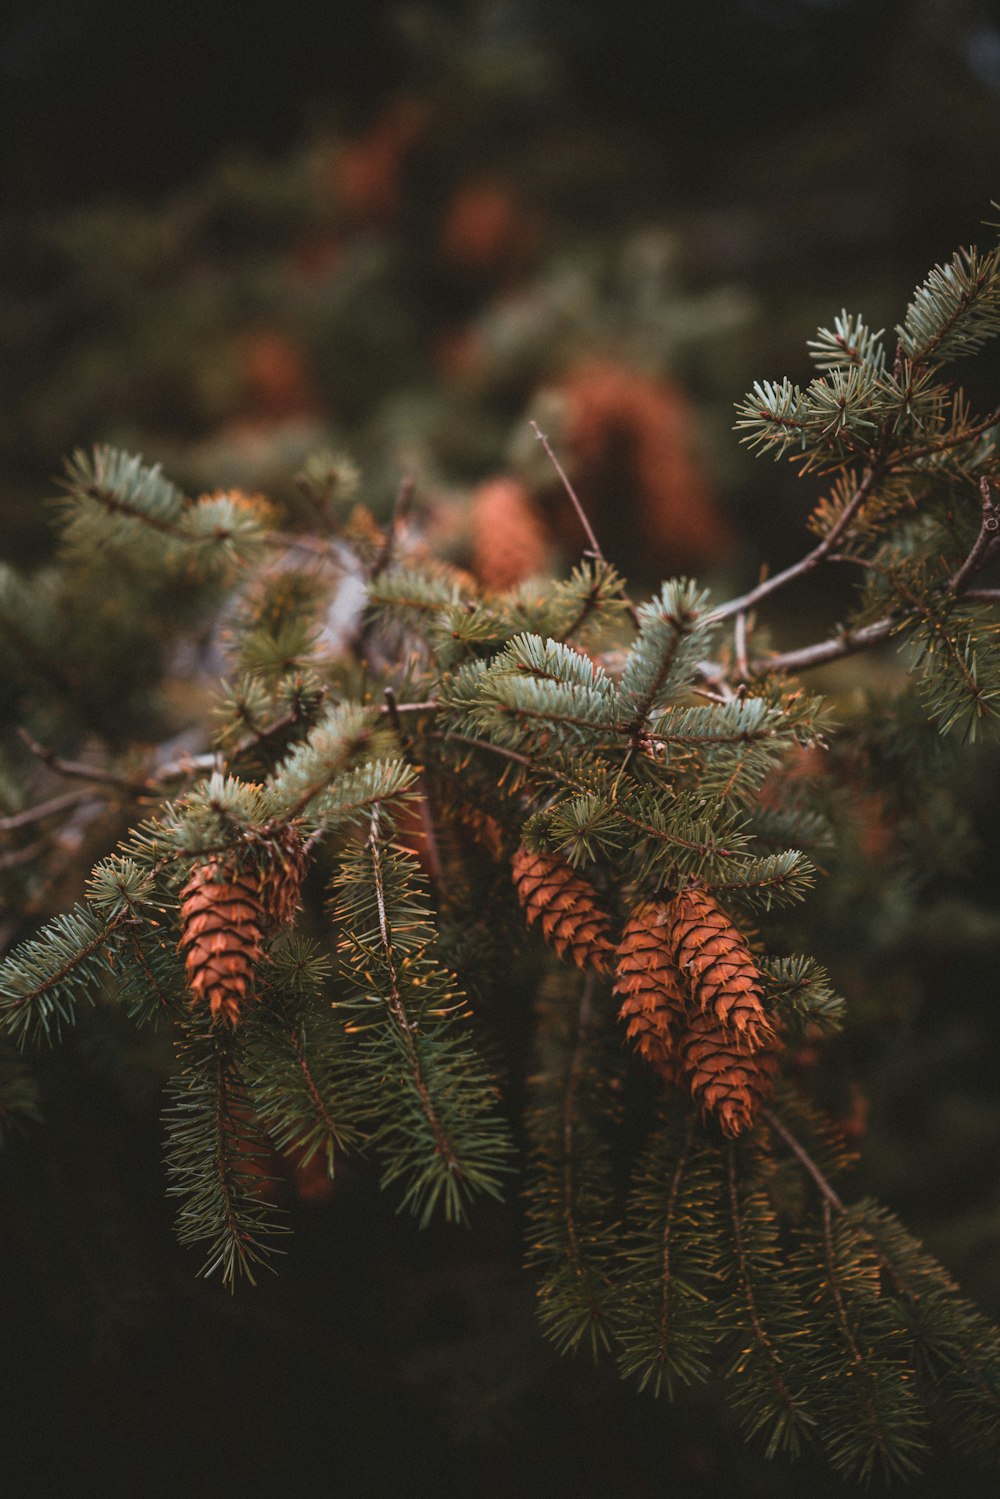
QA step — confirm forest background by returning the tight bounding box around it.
[2,2,1000,1495]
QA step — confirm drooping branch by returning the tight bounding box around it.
[367,809,460,1176]
[657,1115,696,1366]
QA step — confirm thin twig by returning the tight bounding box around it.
[711,465,881,625]
[742,475,1000,678]
[530,421,603,558]
[734,611,749,678]
[886,407,1000,466]
[0,788,102,834]
[17,728,147,793]
[445,732,534,769]
[530,421,641,628]
[370,475,416,581]
[761,1107,844,1210]
[749,616,895,676]
[949,476,1000,593]
[378,698,438,717]
[0,838,48,871]
[383,687,443,889]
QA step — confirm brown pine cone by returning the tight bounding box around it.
[614,900,690,1081]
[511,847,614,972]
[469,477,551,592]
[259,826,309,931]
[669,888,771,1047]
[179,859,266,1025]
[680,1010,782,1138]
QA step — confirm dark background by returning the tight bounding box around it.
[3,4,1000,1495]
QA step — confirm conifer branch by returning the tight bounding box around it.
[165,1024,286,1288]
[887,406,1000,464]
[562,971,598,1289]
[657,1115,696,1366]
[4,207,1000,1481]
[559,565,607,642]
[366,808,460,1177]
[820,1200,884,1444]
[724,1144,807,1441]
[0,907,124,1045]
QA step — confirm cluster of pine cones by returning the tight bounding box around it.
[512,847,779,1138]
[176,826,777,1138]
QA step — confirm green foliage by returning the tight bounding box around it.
[619,579,715,717]
[243,941,362,1176]
[525,970,621,1355]
[332,820,513,1226]
[164,1016,287,1288]
[0,905,116,1046]
[897,241,1000,363]
[613,1113,723,1395]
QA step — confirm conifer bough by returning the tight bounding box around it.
[3,216,1000,1483]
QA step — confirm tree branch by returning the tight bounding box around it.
[0,788,102,834]
[749,617,895,676]
[949,476,1000,593]
[761,1108,844,1211]
[710,464,881,624]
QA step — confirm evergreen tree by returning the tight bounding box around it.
[3,217,1000,1485]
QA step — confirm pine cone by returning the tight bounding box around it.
[669,888,771,1047]
[179,859,266,1025]
[259,826,308,931]
[680,1010,782,1138]
[511,847,614,972]
[614,900,689,1081]
[469,477,550,592]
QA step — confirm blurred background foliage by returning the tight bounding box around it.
[3,2,1000,1494]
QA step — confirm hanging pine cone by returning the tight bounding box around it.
[614,900,689,1081]
[680,1010,782,1138]
[511,847,614,972]
[669,887,771,1047]
[179,859,266,1025]
[258,825,308,931]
